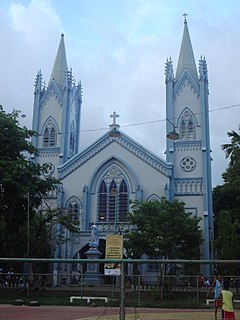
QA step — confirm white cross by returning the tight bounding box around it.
[110,111,119,126]
[183,12,188,23]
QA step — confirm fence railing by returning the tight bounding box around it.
[1,258,240,320]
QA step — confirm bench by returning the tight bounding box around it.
[70,296,108,303]
[206,299,214,305]
[206,299,240,306]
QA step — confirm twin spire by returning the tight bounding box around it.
[49,33,68,89]
[175,15,198,82]
[50,17,198,90]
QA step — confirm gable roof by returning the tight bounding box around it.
[58,129,173,179]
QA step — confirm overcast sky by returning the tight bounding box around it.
[0,0,240,187]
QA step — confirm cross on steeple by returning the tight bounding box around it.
[109,111,120,129]
[183,12,188,24]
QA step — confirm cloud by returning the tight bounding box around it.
[0,0,64,120]
[0,0,240,187]
[9,0,61,35]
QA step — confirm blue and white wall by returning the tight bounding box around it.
[165,20,213,265]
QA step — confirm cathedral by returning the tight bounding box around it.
[31,18,213,281]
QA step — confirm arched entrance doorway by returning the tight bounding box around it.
[72,238,128,285]
[73,239,106,274]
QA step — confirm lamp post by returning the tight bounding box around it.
[209,227,214,274]
[27,191,30,298]
[166,119,179,141]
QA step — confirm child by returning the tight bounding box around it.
[206,273,224,320]
[220,280,236,320]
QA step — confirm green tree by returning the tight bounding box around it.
[214,210,240,275]
[214,211,239,260]
[213,128,240,272]
[221,130,240,194]
[213,129,240,219]
[124,198,202,300]
[0,106,79,262]
[213,185,240,222]
[124,198,202,259]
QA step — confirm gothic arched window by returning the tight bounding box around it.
[118,180,128,222]
[70,132,75,152]
[49,127,56,146]
[43,128,49,147]
[98,181,107,221]
[188,119,194,140]
[97,166,129,223]
[108,180,117,222]
[66,198,81,224]
[181,119,187,140]
[43,119,56,147]
[69,122,76,157]
[180,110,195,141]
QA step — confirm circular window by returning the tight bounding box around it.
[180,156,196,172]
[43,162,55,176]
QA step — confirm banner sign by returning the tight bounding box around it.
[104,234,123,276]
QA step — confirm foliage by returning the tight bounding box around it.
[221,130,240,195]
[213,129,240,218]
[28,201,80,259]
[0,106,79,262]
[124,198,202,300]
[124,198,202,260]
[213,185,240,222]
[213,128,240,271]
[214,211,239,260]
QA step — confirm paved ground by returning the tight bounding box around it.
[1,305,239,320]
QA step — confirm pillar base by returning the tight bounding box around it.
[84,247,103,285]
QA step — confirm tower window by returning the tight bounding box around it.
[43,119,56,147]
[180,111,195,140]
[69,121,76,158]
[70,132,75,153]
[43,128,49,147]
[181,120,187,140]
[188,119,194,140]
[49,127,56,146]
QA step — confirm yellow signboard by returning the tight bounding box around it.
[104,234,123,276]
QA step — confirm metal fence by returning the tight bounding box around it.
[0,258,240,320]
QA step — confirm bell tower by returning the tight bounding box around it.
[32,34,82,176]
[165,16,213,269]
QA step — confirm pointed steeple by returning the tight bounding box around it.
[49,33,68,89]
[175,17,198,82]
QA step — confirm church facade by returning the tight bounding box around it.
[32,19,213,281]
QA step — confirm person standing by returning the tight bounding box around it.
[220,280,236,320]
[206,273,224,320]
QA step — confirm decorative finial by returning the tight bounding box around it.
[61,33,64,37]
[183,12,188,24]
[109,111,120,130]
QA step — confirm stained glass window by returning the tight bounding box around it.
[97,169,128,223]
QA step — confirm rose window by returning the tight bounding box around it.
[180,156,196,172]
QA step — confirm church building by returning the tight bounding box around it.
[32,18,213,281]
